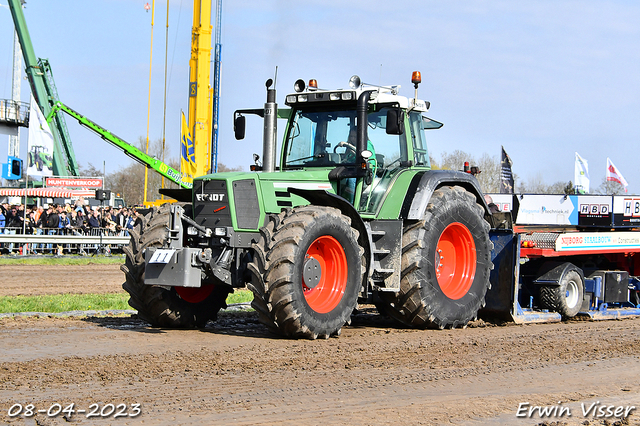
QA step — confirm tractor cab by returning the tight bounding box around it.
[281,74,442,213]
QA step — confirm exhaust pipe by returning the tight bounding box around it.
[262,78,277,173]
[357,90,374,163]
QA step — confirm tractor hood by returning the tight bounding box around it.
[192,169,337,232]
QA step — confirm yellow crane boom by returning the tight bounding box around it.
[185,0,213,180]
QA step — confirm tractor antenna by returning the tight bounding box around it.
[273,66,278,90]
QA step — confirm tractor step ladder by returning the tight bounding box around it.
[366,222,402,291]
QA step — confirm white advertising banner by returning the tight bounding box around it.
[517,195,575,225]
[27,95,54,177]
[555,231,640,251]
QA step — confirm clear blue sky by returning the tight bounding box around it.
[1,0,639,192]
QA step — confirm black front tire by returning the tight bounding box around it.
[121,204,230,328]
[248,206,364,339]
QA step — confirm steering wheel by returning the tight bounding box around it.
[333,141,357,154]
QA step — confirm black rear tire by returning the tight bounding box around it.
[121,204,230,328]
[247,206,364,339]
[378,186,493,329]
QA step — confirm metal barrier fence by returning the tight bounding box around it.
[0,227,131,255]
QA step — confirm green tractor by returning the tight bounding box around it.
[27,145,53,173]
[122,72,493,339]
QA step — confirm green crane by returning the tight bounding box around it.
[9,1,191,189]
[46,101,192,189]
[8,0,79,176]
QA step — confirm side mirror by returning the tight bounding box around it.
[386,109,404,135]
[234,115,246,140]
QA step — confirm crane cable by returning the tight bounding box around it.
[160,0,170,197]
[145,1,183,204]
[143,0,155,205]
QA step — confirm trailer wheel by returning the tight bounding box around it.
[379,186,492,329]
[247,206,364,339]
[121,204,230,328]
[631,289,640,307]
[539,269,584,318]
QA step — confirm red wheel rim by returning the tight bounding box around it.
[302,236,348,314]
[175,285,215,304]
[435,222,476,300]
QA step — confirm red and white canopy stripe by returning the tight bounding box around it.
[0,188,96,198]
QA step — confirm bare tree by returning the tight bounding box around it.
[595,178,626,195]
[517,174,576,194]
[218,163,244,172]
[102,137,178,205]
[78,162,103,178]
[108,162,146,205]
[429,154,439,169]
[438,150,471,172]
[475,153,501,193]
[517,172,546,193]
[436,150,503,193]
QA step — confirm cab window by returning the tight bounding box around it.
[284,109,357,168]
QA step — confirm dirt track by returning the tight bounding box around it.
[0,264,124,296]
[1,264,639,425]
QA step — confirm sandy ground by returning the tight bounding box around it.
[0,264,639,426]
[0,264,125,296]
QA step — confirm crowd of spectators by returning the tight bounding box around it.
[0,198,142,254]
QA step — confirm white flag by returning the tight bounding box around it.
[606,157,628,192]
[27,94,54,177]
[574,152,589,194]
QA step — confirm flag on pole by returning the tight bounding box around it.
[180,111,195,183]
[606,157,628,192]
[574,152,589,194]
[500,146,514,194]
[27,94,54,177]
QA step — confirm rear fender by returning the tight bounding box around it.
[533,261,584,287]
[405,170,490,219]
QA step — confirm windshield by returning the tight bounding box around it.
[283,107,407,169]
[284,109,357,168]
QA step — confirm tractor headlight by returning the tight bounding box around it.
[214,227,227,237]
[187,226,199,236]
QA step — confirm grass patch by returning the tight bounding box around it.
[0,255,124,266]
[228,289,253,305]
[0,293,131,314]
[0,289,254,314]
